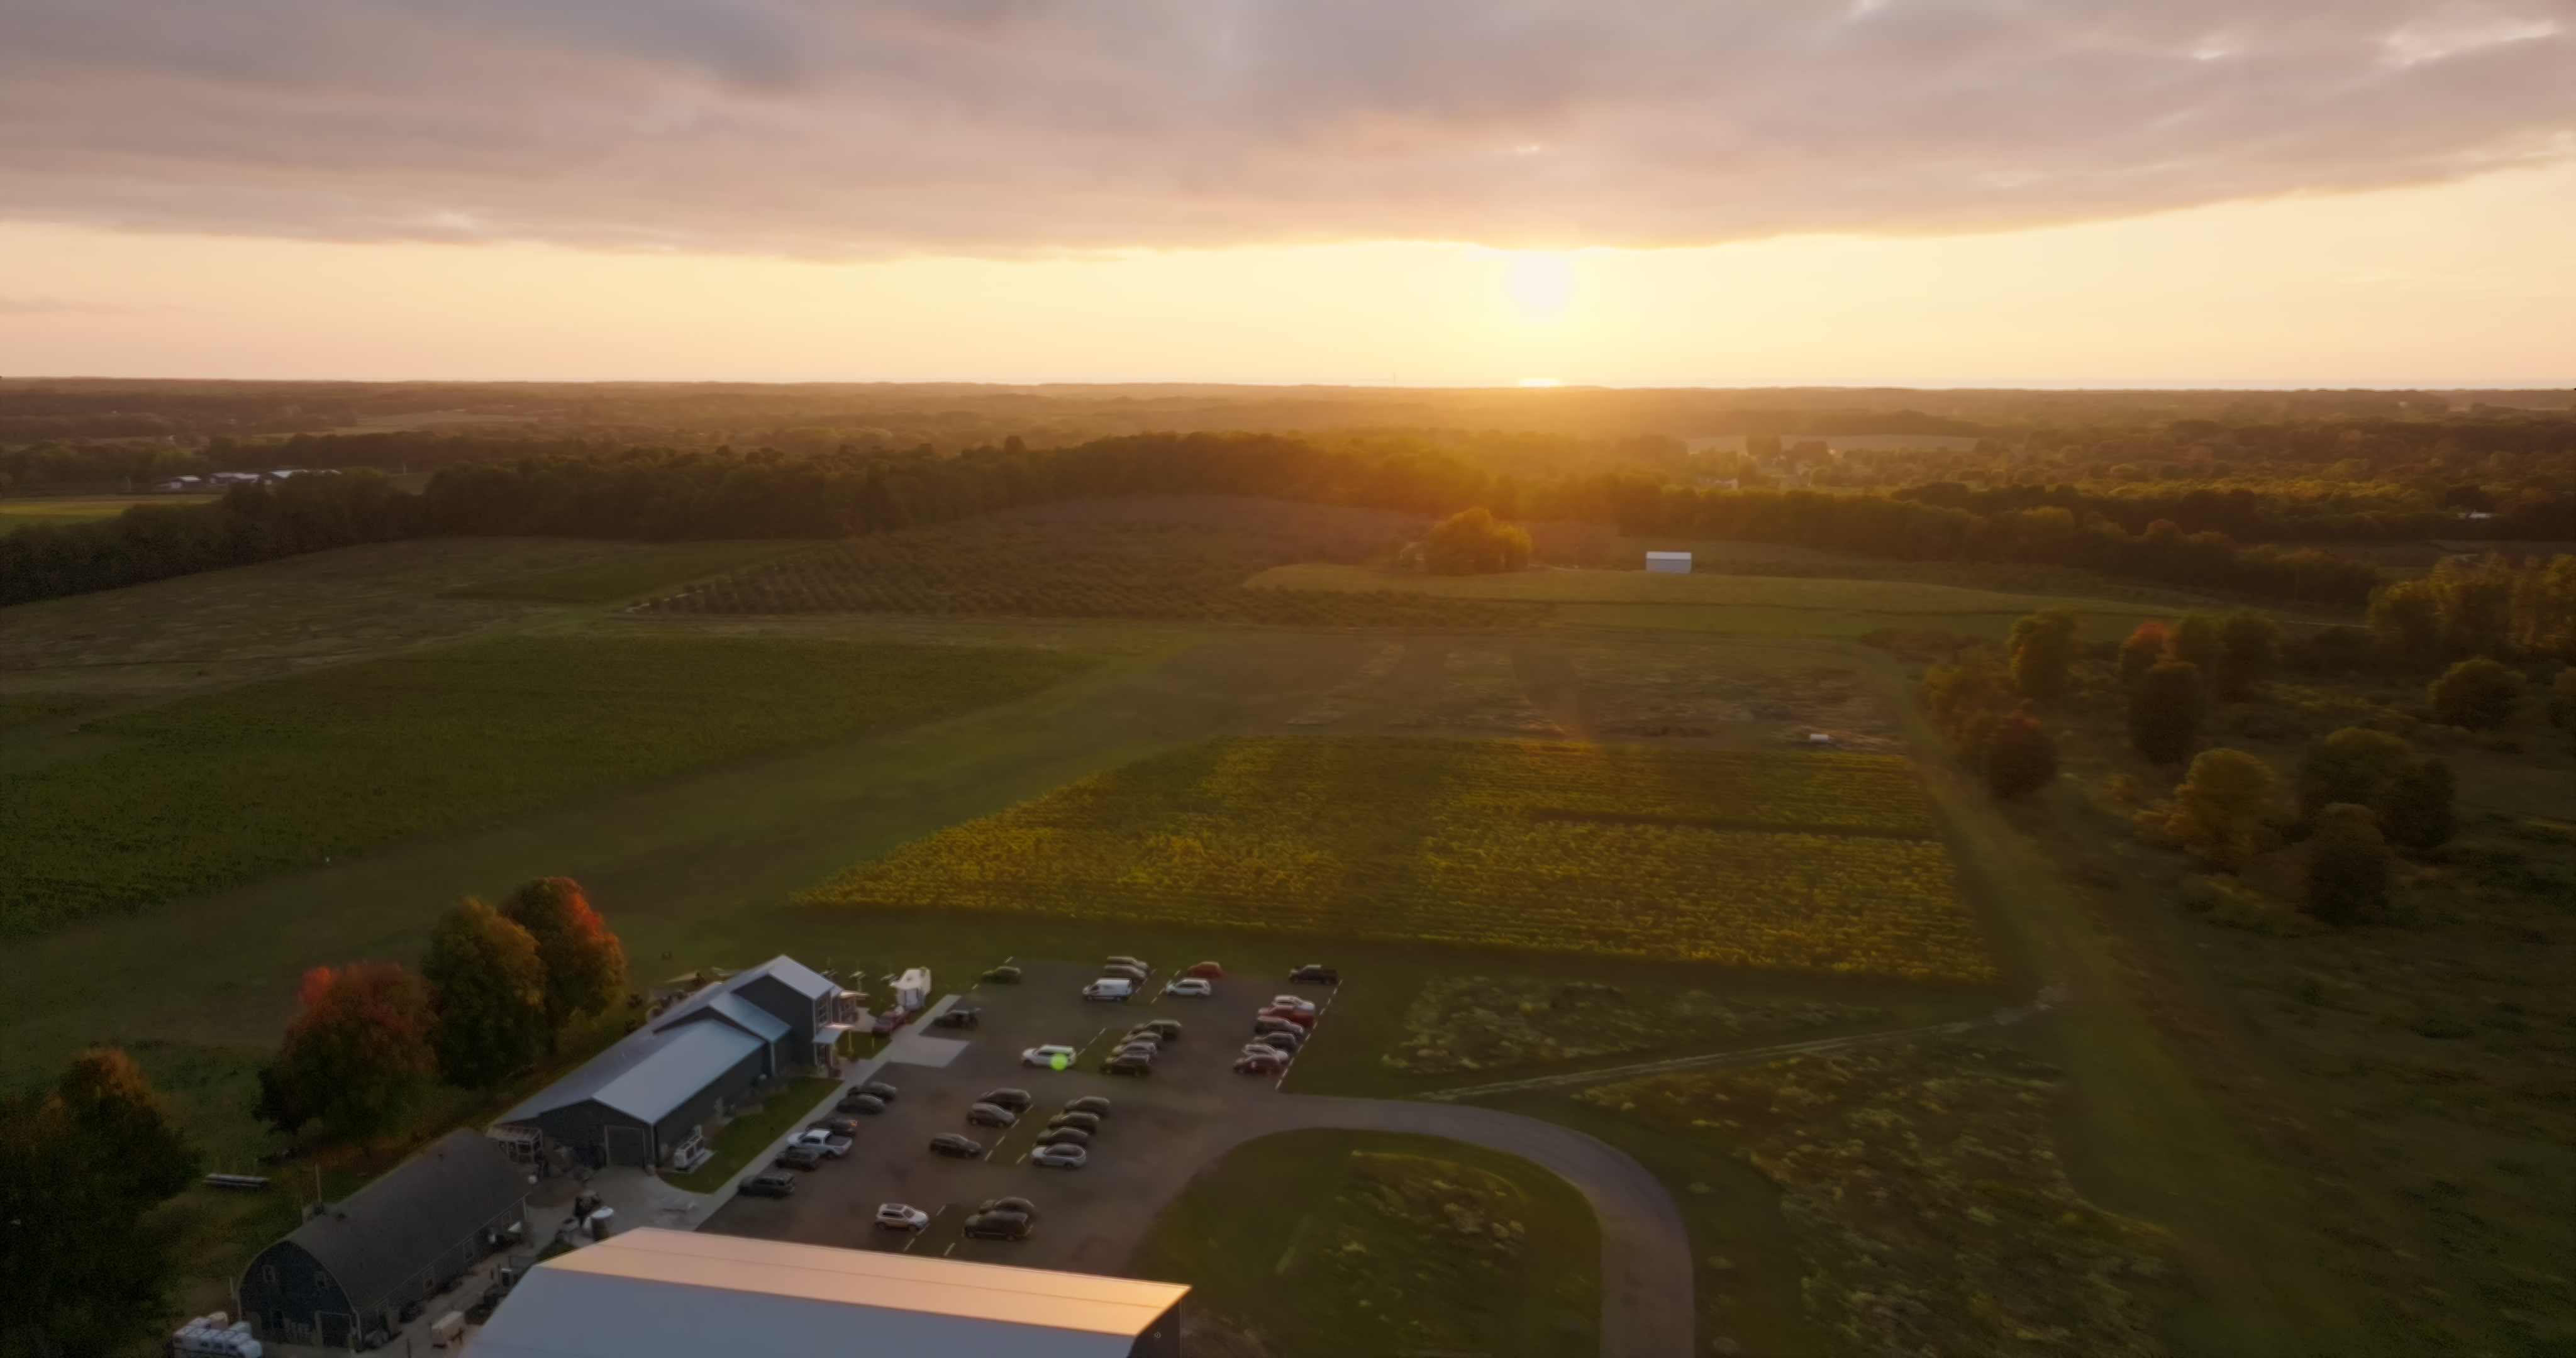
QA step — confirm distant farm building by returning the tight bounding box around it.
[1645,551,1693,575]
[236,1130,528,1350]
[492,956,861,1171]
[474,1229,1189,1358]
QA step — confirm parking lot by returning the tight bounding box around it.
[698,955,1334,1274]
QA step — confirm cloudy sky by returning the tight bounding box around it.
[4,0,2572,383]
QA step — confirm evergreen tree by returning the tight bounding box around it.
[502,877,630,1046]
[2127,660,2206,763]
[2305,802,2390,925]
[2164,611,2226,670]
[2383,758,2457,850]
[2118,621,2169,683]
[2164,748,2282,870]
[0,1049,200,1358]
[1982,707,2058,798]
[2426,656,2524,729]
[274,961,436,1143]
[2007,609,2081,704]
[2296,726,2414,819]
[2214,610,2282,700]
[423,897,549,1090]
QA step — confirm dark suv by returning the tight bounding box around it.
[1290,964,1340,985]
[962,1210,1033,1241]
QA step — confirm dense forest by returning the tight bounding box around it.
[4,380,2568,612]
[9,431,2555,610]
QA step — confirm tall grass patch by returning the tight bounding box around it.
[1,635,1088,934]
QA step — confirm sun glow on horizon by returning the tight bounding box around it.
[1506,251,1574,322]
[1516,377,1562,388]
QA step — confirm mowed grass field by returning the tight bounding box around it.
[807,736,1995,981]
[0,496,219,534]
[1132,1130,1602,1356]
[0,634,1091,934]
[442,539,815,603]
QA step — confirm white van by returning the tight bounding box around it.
[1082,978,1135,1002]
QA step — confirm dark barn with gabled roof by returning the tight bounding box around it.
[238,1130,528,1349]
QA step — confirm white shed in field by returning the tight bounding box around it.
[1645,551,1693,575]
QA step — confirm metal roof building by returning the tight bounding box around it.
[237,1130,528,1349]
[494,955,861,1171]
[474,1230,1187,1358]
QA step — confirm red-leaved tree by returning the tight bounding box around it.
[502,877,629,1047]
[272,961,436,1143]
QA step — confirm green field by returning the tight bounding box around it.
[0,633,1090,933]
[0,497,217,534]
[443,540,815,603]
[807,736,1995,981]
[1132,1130,1602,1355]
[1250,561,2143,612]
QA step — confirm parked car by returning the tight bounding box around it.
[966,1102,1019,1129]
[775,1144,828,1170]
[1185,961,1225,979]
[792,1129,853,1158]
[1103,1054,1154,1077]
[1257,1007,1317,1031]
[1255,1030,1303,1055]
[738,1172,797,1198]
[837,1093,889,1116]
[856,1081,899,1101]
[978,1196,1039,1219]
[1253,1016,1304,1037]
[929,1134,986,1159]
[1046,1111,1102,1133]
[1234,1054,1287,1076]
[1243,1042,1294,1061]
[963,1210,1033,1240]
[1116,1032,1162,1052]
[1271,995,1318,1014]
[1102,964,1149,983]
[1030,1144,1090,1169]
[816,1117,863,1137]
[1034,1127,1092,1149]
[1106,955,1150,971]
[1023,1044,1080,1068]
[1133,1018,1184,1042]
[1063,1096,1112,1118]
[977,1088,1034,1112]
[1111,1042,1159,1062]
[1289,965,1340,985]
[931,1007,981,1029]
[981,965,1023,984]
[1161,978,1214,998]
[1082,980,1135,1002]
[874,1203,930,1232]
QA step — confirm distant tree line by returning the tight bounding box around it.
[1889,478,2573,544]
[8,431,2567,610]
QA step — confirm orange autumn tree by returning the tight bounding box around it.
[502,876,629,1048]
[270,961,436,1142]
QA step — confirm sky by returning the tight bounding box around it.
[3,0,2572,385]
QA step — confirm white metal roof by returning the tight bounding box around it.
[497,1021,760,1129]
[472,1230,1187,1358]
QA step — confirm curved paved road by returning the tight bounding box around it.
[1137,1096,1695,1358]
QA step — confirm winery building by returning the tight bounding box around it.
[236,1130,528,1349]
[492,956,860,1170]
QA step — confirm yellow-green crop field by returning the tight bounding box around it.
[806,737,1995,983]
[0,634,1089,934]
